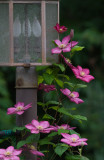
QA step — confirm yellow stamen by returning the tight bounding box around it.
[59,44,66,49]
[70,93,75,98]
[80,71,85,76]
[37,126,43,130]
[71,138,77,142]
[5,151,11,156]
[17,106,23,110]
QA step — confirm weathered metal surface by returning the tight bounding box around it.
[16,67,38,160]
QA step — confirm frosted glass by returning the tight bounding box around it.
[46,3,58,63]
[13,3,42,63]
[0,4,10,63]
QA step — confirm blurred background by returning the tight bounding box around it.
[0,0,104,159]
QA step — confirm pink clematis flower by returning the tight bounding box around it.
[51,35,78,54]
[60,88,84,104]
[38,83,56,92]
[72,66,95,83]
[54,23,67,33]
[7,102,32,115]
[61,133,88,147]
[0,146,22,160]
[25,119,54,134]
[50,124,76,132]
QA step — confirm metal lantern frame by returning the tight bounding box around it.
[0,0,59,67]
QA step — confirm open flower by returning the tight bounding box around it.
[51,35,78,54]
[50,124,76,131]
[60,88,84,104]
[7,102,32,115]
[54,23,67,33]
[61,133,88,147]
[25,119,53,134]
[0,146,22,160]
[38,83,56,92]
[72,66,95,83]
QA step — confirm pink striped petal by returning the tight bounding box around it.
[7,108,16,115]
[13,149,22,156]
[60,88,71,96]
[62,35,70,45]
[54,40,62,46]
[51,47,62,54]
[24,103,32,110]
[68,41,78,48]
[62,46,71,53]
[17,111,24,115]
[31,120,39,127]
[25,124,35,130]
[39,121,50,128]
[30,150,44,156]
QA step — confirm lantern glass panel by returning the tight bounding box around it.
[0,4,10,63]
[13,3,42,63]
[46,3,58,63]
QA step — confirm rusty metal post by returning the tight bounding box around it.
[16,66,38,160]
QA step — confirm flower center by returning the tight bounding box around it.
[66,58,71,63]
[59,126,65,129]
[59,28,63,31]
[59,44,66,49]
[37,126,43,130]
[30,145,36,150]
[80,71,85,77]
[71,138,77,142]
[17,106,23,111]
[70,93,75,98]
[5,151,11,156]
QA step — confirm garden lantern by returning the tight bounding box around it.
[0,0,59,66]
[0,0,59,159]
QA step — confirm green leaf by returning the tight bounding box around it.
[53,63,65,72]
[49,106,59,111]
[43,114,56,120]
[55,78,64,88]
[39,137,55,147]
[37,102,45,107]
[75,84,87,89]
[38,76,44,85]
[36,66,48,71]
[58,129,69,135]
[48,132,58,137]
[12,126,26,132]
[73,115,87,121]
[17,140,26,149]
[71,45,84,52]
[58,107,73,118]
[58,74,70,80]
[55,144,69,157]
[65,155,89,160]
[64,82,74,88]
[46,101,62,106]
[46,68,53,74]
[43,73,54,85]
[26,134,40,143]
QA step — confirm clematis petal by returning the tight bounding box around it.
[31,129,39,134]
[31,120,40,127]
[30,150,44,156]
[6,146,14,153]
[62,46,71,53]
[17,111,24,115]
[72,91,79,98]
[13,149,22,156]
[25,124,35,130]
[0,149,5,154]
[24,103,32,110]
[51,47,62,54]
[61,138,71,145]
[83,75,95,83]
[7,108,16,115]
[61,133,71,140]
[60,88,71,96]
[68,41,78,48]
[70,134,79,140]
[39,121,50,128]
[54,40,62,46]
[62,35,70,45]
[82,69,90,75]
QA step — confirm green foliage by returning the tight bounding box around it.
[71,46,84,53]
[65,154,89,160]
[55,143,69,157]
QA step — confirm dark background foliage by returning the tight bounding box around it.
[0,0,104,159]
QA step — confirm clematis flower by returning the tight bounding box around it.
[23,145,44,157]
[7,102,32,115]
[38,83,56,92]
[72,66,95,83]
[54,23,67,33]
[50,124,76,131]
[60,88,84,104]
[51,35,78,54]
[25,119,54,134]
[60,54,74,69]
[61,133,88,147]
[0,146,22,160]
